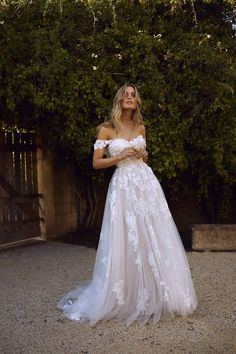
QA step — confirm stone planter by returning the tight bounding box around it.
[192,224,236,251]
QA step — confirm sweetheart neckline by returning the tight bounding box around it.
[106,135,145,143]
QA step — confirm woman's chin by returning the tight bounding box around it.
[122,105,136,111]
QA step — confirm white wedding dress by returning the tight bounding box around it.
[57,135,198,326]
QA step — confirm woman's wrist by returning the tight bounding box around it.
[116,154,123,163]
[141,150,148,162]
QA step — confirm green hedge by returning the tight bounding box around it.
[0,0,235,222]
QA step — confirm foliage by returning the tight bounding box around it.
[0,0,236,222]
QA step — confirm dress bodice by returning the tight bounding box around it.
[94,135,146,167]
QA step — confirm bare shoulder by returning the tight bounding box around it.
[96,125,114,140]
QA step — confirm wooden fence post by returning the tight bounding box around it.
[37,145,56,240]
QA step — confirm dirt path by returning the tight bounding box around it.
[0,242,235,354]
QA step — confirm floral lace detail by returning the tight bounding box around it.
[148,253,160,280]
[108,135,146,161]
[146,223,162,260]
[94,135,145,152]
[112,280,125,306]
[135,254,141,268]
[94,139,111,150]
[104,252,112,278]
[125,210,143,271]
[108,190,117,222]
[106,135,172,221]
[160,281,170,302]
[125,211,138,252]
[137,288,149,312]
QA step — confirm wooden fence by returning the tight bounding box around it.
[0,131,42,245]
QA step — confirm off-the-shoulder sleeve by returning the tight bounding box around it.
[94,139,111,150]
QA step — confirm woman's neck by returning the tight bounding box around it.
[120,109,133,125]
[118,109,137,139]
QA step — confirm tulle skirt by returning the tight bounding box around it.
[57,161,198,326]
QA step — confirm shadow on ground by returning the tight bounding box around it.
[58,230,192,251]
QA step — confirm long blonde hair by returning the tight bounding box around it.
[97,83,143,136]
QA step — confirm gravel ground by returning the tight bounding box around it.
[0,241,235,354]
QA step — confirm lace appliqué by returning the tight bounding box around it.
[125,211,138,253]
[147,223,162,260]
[148,253,160,280]
[160,281,170,302]
[108,190,117,222]
[137,288,149,312]
[112,280,125,306]
[94,139,111,150]
[125,211,142,271]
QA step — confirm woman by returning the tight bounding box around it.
[57,83,198,326]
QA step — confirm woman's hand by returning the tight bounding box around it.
[118,147,137,161]
[134,148,148,161]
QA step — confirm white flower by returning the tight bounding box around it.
[91,53,98,58]
[153,33,162,39]
[92,66,98,70]
[116,53,123,60]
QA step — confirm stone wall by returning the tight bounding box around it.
[192,224,236,250]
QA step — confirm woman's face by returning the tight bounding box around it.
[120,86,137,111]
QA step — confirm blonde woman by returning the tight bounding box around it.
[57,83,198,326]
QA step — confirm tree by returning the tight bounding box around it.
[0,0,235,223]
